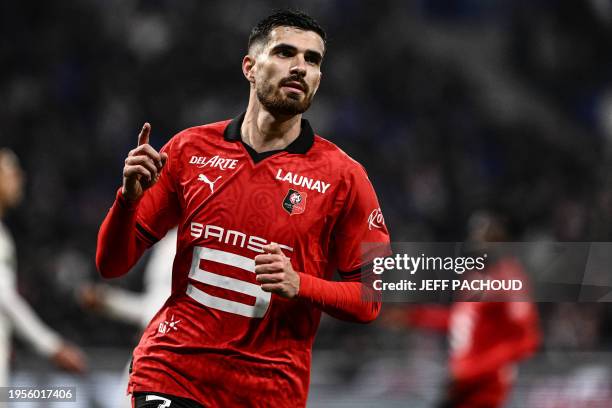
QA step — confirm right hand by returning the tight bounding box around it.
[122,122,168,202]
[51,343,87,374]
[77,284,106,312]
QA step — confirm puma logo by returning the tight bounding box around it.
[198,174,222,193]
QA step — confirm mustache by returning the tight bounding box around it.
[279,76,309,93]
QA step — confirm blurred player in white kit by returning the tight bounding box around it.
[0,149,86,398]
[79,228,175,407]
[80,229,174,329]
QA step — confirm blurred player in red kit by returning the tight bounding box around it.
[440,212,540,408]
[96,9,390,408]
[385,212,540,408]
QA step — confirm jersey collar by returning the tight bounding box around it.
[223,112,315,154]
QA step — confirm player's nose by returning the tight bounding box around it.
[289,56,307,77]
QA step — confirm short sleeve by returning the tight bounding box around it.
[135,137,181,246]
[332,165,391,273]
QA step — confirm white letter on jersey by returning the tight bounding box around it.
[204,225,224,241]
[247,236,267,253]
[225,230,246,247]
[191,222,204,238]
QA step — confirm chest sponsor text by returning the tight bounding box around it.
[189,155,238,170]
[275,168,330,194]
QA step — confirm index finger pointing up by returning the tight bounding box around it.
[138,122,151,146]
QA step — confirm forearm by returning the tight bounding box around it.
[96,188,148,278]
[0,282,60,357]
[100,286,145,325]
[296,272,380,323]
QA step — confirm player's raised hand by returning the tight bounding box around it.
[255,244,300,298]
[122,123,168,202]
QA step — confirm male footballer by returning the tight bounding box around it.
[97,9,389,408]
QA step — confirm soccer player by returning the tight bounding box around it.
[0,149,86,394]
[96,9,390,408]
[81,228,175,329]
[438,212,540,408]
[384,212,540,408]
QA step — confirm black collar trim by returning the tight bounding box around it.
[223,112,315,154]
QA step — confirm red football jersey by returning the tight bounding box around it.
[119,114,390,407]
[447,258,541,407]
[406,258,540,407]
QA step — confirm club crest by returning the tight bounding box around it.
[283,189,307,215]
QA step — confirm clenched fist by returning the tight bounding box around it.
[254,244,300,298]
[122,123,168,201]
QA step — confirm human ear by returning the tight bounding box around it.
[242,55,256,83]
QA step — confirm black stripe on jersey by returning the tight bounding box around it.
[223,112,315,155]
[135,222,160,247]
[339,263,375,282]
[339,268,361,281]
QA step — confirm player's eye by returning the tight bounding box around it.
[305,52,322,66]
[306,56,321,66]
[272,45,297,58]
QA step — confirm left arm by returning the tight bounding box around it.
[255,245,380,323]
[296,272,380,323]
[0,263,86,373]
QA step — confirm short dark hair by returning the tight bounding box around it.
[248,9,326,52]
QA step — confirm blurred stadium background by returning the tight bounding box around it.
[2,0,612,406]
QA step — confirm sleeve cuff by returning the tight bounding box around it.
[116,187,142,210]
[296,272,315,299]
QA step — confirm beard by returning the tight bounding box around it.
[256,78,313,116]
